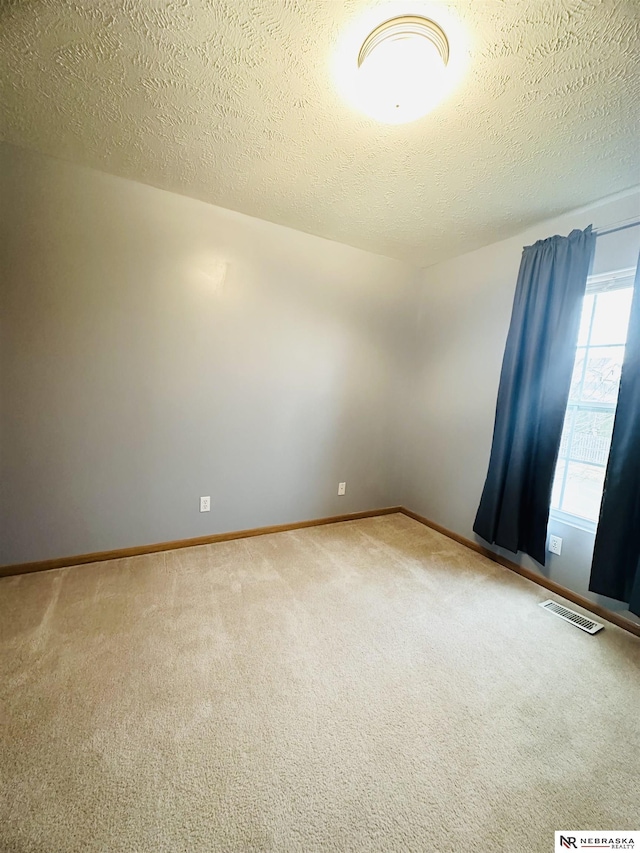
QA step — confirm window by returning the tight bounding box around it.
[550,268,636,527]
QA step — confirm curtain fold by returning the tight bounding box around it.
[474,226,596,565]
[589,255,640,616]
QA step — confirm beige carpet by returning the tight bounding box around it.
[1,513,638,853]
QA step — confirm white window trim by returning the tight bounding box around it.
[586,267,636,293]
[551,266,636,532]
[549,507,597,535]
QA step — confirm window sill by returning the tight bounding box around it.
[549,508,597,535]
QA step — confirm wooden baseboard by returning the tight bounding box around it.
[0,506,403,579]
[4,503,638,639]
[399,507,640,639]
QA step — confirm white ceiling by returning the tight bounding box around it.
[1,0,638,265]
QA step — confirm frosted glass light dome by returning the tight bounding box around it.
[356,16,449,124]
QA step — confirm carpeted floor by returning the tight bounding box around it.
[1,513,638,853]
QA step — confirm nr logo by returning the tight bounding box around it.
[560,839,578,850]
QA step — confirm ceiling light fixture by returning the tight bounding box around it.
[354,15,450,124]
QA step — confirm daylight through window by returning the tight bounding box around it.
[550,268,636,524]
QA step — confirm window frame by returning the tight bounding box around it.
[549,266,636,531]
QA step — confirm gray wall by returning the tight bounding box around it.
[398,189,640,624]
[3,140,640,626]
[0,143,413,565]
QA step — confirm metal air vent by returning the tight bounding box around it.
[539,600,604,634]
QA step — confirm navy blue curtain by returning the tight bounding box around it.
[474,227,596,565]
[589,255,640,616]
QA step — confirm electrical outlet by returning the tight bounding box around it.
[338,482,346,496]
[549,535,562,556]
[200,496,211,513]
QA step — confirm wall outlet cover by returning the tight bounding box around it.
[200,496,211,512]
[549,535,562,556]
[338,482,346,496]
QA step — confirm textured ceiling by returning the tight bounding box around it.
[1,0,639,265]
